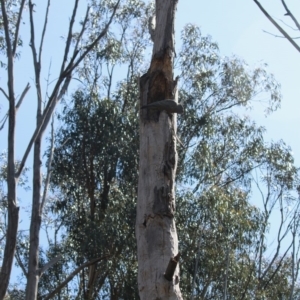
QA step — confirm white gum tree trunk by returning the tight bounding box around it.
[136,0,183,299]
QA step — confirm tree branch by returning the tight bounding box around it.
[12,0,26,56]
[39,254,62,277]
[73,6,90,54]
[0,87,9,101]
[42,256,108,300]
[15,0,120,179]
[16,83,31,111]
[38,0,51,64]
[281,0,300,32]
[60,0,79,74]
[0,84,30,131]
[65,0,121,75]
[0,0,13,58]
[263,30,300,39]
[253,0,300,53]
[29,0,43,105]
[15,249,28,278]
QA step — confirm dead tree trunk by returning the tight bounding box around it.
[136,0,183,299]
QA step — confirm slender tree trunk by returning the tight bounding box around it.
[25,134,42,299]
[0,81,19,300]
[136,0,182,299]
[0,2,19,295]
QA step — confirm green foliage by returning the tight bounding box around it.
[7,5,299,299]
[41,79,140,298]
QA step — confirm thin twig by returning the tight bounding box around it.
[253,0,300,53]
[0,87,9,100]
[42,256,108,300]
[43,60,52,109]
[1,82,30,129]
[279,18,298,31]
[16,83,31,111]
[0,233,6,243]
[0,115,8,131]
[263,30,300,39]
[15,247,28,278]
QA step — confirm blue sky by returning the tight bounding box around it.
[176,0,300,164]
[2,0,300,163]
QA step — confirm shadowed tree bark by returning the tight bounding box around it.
[136,0,183,299]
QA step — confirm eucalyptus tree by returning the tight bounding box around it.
[45,20,300,299]
[2,1,299,299]
[0,0,121,298]
[38,1,151,298]
[175,24,300,299]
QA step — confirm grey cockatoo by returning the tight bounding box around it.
[141,99,183,114]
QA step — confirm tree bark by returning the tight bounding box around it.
[25,134,42,299]
[136,0,182,299]
[0,1,19,298]
[0,75,19,300]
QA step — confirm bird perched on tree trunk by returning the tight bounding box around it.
[141,99,183,114]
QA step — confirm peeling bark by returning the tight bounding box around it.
[136,0,182,299]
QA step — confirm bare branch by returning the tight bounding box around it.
[28,1,39,69]
[38,0,51,64]
[39,254,62,276]
[60,0,80,74]
[65,0,121,75]
[279,18,298,31]
[1,83,30,131]
[260,198,293,281]
[15,247,28,278]
[263,30,300,39]
[12,0,26,56]
[73,6,90,53]
[253,0,300,53]
[262,240,293,290]
[15,0,120,179]
[29,0,42,104]
[0,87,9,100]
[15,75,66,178]
[42,256,108,300]
[0,233,6,243]
[16,83,31,111]
[0,114,8,131]
[281,0,300,32]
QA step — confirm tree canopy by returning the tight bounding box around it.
[1,1,300,299]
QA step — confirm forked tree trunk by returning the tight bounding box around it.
[136,0,183,299]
